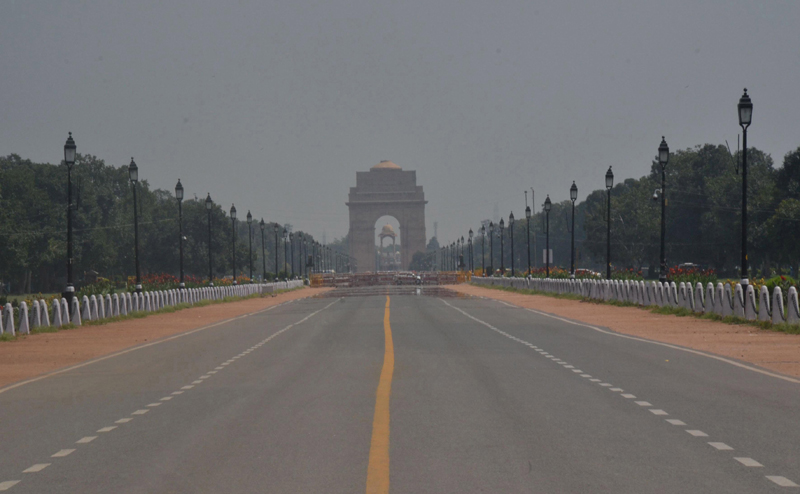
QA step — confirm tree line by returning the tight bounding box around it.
[0,154,312,294]
[421,143,800,278]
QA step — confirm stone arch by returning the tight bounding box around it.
[347,161,427,272]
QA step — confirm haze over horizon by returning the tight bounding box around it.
[2,0,798,243]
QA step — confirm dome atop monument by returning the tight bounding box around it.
[371,160,401,170]
[380,224,396,236]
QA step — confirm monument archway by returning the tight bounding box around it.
[347,161,427,273]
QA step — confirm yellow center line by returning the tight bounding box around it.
[366,296,394,494]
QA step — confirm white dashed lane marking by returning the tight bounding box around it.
[443,298,800,488]
[767,476,799,487]
[734,457,763,467]
[22,464,50,473]
[0,298,342,493]
[708,442,734,451]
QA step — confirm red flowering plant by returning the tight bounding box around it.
[611,268,644,281]
[665,266,717,286]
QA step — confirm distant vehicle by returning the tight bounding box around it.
[574,268,601,278]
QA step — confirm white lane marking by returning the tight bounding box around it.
[76,436,96,444]
[171,391,184,395]
[767,476,799,487]
[221,362,230,366]
[181,386,194,390]
[207,371,217,374]
[23,464,50,473]
[735,457,763,467]
[51,449,75,457]
[445,298,798,487]
[131,409,149,415]
[493,300,800,385]
[564,365,575,369]
[0,481,20,491]
[115,418,132,424]
[580,374,592,378]
[191,380,203,384]
[709,442,733,450]
[572,369,583,373]
[0,300,292,396]
[147,403,162,407]
[590,379,601,382]
[621,394,636,398]
[599,383,613,387]
[635,401,652,407]
[215,367,224,370]
[610,388,624,392]
[160,397,173,401]
[97,426,117,432]
[199,375,210,379]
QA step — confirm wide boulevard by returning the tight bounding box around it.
[1,287,798,493]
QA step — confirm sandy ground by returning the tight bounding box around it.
[0,288,331,390]
[449,284,800,379]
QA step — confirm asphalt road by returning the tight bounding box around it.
[1,289,799,493]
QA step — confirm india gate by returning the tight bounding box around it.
[347,161,427,272]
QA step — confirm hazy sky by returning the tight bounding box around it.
[2,0,798,244]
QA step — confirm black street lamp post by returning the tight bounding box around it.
[570,182,578,279]
[247,211,253,282]
[283,228,288,278]
[499,218,505,275]
[230,205,238,285]
[488,222,494,275]
[129,158,142,293]
[544,196,552,278]
[738,89,753,287]
[481,225,486,275]
[509,212,515,277]
[206,194,213,285]
[63,133,77,304]
[469,228,474,272]
[458,236,464,270]
[175,179,185,288]
[260,219,267,281]
[658,137,670,283]
[605,167,614,280]
[290,233,295,278]
[525,204,531,276]
[273,224,279,277]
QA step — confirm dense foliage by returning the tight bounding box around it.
[0,154,313,294]
[469,144,800,279]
